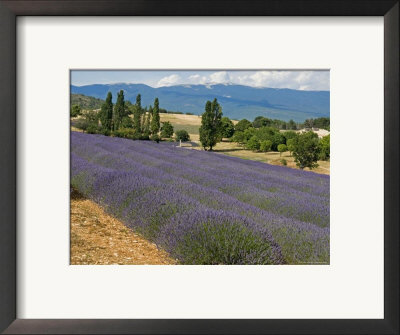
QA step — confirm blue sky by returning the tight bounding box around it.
[71,70,329,91]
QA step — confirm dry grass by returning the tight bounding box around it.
[191,141,330,175]
[160,114,201,141]
[160,113,237,142]
[160,113,202,126]
[71,126,83,133]
[70,189,177,265]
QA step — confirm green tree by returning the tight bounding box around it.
[220,117,235,138]
[121,116,133,128]
[286,138,295,156]
[113,90,126,130]
[313,117,330,131]
[175,129,190,142]
[133,94,142,134]
[246,136,260,151]
[98,92,113,132]
[303,119,314,129]
[235,119,252,132]
[277,144,287,156]
[252,116,271,128]
[242,127,257,143]
[150,98,160,136]
[161,121,174,138]
[283,130,297,141]
[70,104,81,117]
[271,132,286,151]
[319,134,330,160]
[231,131,246,144]
[260,140,272,152]
[76,110,99,133]
[199,98,223,151]
[292,131,321,169]
[287,119,297,130]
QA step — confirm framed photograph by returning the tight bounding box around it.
[1,0,398,334]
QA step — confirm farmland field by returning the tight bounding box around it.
[158,113,329,174]
[71,132,330,265]
[192,141,330,175]
[159,113,238,142]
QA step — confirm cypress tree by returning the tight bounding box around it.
[99,92,113,132]
[133,94,142,134]
[113,90,125,130]
[150,98,160,136]
[143,105,152,137]
[143,105,151,137]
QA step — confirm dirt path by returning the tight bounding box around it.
[70,190,177,265]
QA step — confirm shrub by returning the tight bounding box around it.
[175,130,190,142]
[260,140,272,152]
[86,124,99,134]
[286,138,295,156]
[113,128,138,140]
[73,118,90,132]
[150,134,160,143]
[161,121,174,138]
[280,158,287,166]
[277,144,287,156]
[246,136,260,151]
[99,128,111,136]
[70,104,81,117]
[319,134,330,160]
[231,131,246,144]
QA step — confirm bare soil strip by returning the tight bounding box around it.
[70,190,177,265]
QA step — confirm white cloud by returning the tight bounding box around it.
[157,74,181,87]
[188,74,200,80]
[156,71,329,90]
[188,74,216,85]
[234,71,329,90]
[187,71,232,85]
[209,71,231,84]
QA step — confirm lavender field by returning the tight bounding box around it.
[71,132,330,265]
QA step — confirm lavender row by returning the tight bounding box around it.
[71,132,330,264]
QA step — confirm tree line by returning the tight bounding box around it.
[71,93,330,170]
[251,115,330,131]
[71,90,191,143]
[198,99,330,170]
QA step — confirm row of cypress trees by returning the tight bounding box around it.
[98,90,161,140]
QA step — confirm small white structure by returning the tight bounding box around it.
[297,128,329,138]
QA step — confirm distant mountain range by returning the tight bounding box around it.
[70,83,329,122]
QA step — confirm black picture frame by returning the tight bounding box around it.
[0,1,398,334]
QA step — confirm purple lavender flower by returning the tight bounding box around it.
[71,132,330,264]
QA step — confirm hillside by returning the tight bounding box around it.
[71,83,329,122]
[71,94,104,110]
[71,132,329,264]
